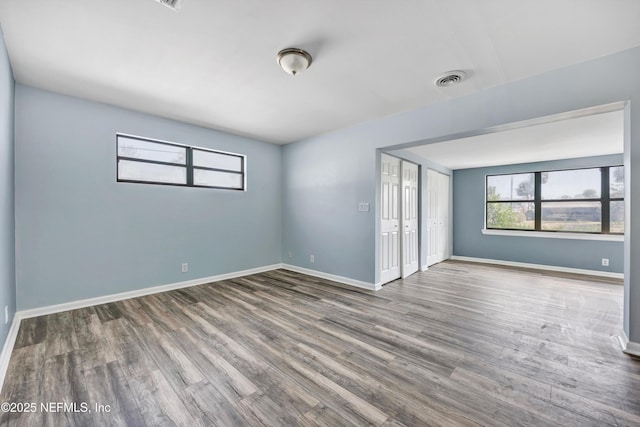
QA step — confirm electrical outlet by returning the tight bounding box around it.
[288,251,292,258]
[602,258,609,267]
[310,255,315,263]
[4,306,7,324]
[182,262,189,273]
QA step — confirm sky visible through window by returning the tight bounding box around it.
[489,168,623,201]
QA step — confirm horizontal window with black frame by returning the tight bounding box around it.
[116,134,245,190]
[486,165,623,234]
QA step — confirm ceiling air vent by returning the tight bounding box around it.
[434,70,467,87]
[154,0,184,11]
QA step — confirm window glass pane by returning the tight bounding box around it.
[541,201,601,232]
[117,137,186,164]
[610,166,624,198]
[118,160,187,184]
[487,202,535,229]
[193,149,242,172]
[610,200,624,233]
[194,169,243,189]
[541,168,600,200]
[487,173,534,201]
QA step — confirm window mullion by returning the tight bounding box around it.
[534,172,541,231]
[186,147,194,186]
[602,166,610,233]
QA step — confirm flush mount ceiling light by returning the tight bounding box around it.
[277,48,312,76]
[434,70,467,87]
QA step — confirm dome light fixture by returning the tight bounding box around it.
[277,48,312,76]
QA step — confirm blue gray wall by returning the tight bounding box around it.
[0,31,15,348]
[280,137,454,284]
[453,155,624,273]
[282,134,378,282]
[15,85,282,310]
[281,46,640,344]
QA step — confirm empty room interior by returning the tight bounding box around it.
[0,1,640,425]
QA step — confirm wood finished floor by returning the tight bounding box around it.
[1,261,639,426]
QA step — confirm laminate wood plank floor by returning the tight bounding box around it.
[1,261,639,426]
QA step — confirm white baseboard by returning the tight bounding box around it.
[450,256,624,280]
[0,313,23,395]
[624,341,640,357]
[281,264,381,291]
[17,263,282,320]
[420,265,429,272]
[619,331,640,357]
[618,331,629,352]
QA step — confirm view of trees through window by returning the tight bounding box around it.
[486,166,624,234]
[486,173,534,230]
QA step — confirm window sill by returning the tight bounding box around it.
[481,229,624,242]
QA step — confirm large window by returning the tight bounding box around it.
[117,134,245,190]
[486,166,623,234]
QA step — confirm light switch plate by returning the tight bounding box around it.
[358,202,370,212]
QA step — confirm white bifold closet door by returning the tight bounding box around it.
[380,154,401,284]
[380,154,419,284]
[426,169,450,267]
[401,161,419,278]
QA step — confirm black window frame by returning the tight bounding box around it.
[116,134,246,191]
[485,165,624,235]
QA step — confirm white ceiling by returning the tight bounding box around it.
[0,1,639,144]
[406,110,624,170]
